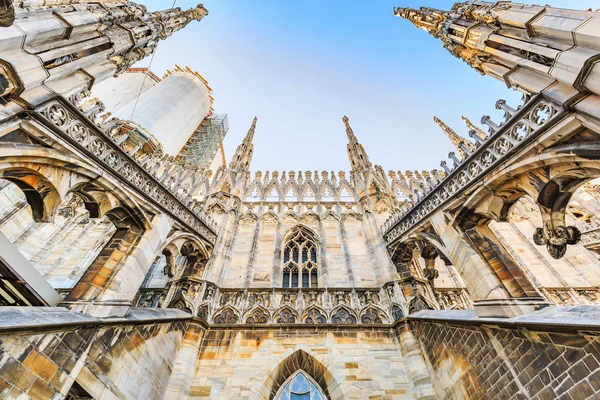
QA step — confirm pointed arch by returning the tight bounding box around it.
[265,184,281,202]
[342,212,362,222]
[330,304,357,324]
[273,305,298,324]
[282,224,319,243]
[302,305,327,324]
[283,212,299,224]
[283,185,299,202]
[274,370,328,400]
[390,303,406,321]
[261,211,279,225]
[282,225,320,288]
[338,183,355,202]
[245,183,261,202]
[243,305,271,324]
[360,304,389,324]
[0,167,63,223]
[264,349,340,400]
[408,294,435,314]
[300,212,320,225]
[322,212,340,223]
[239,211,258,225]
[212,305,240,324]
[303,184,317,201]
[197,304,210,321]
[206,202,226,215]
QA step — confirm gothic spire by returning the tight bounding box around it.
[343,115,372,172]
[393,6,448,38]
[108,3,209,75]
[433,116,475,160]
[229,117,257,171]
[394,3,600,98]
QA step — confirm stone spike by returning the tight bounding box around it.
[434,116,476,159]
[393,6,447,37]
[461,116,488,141]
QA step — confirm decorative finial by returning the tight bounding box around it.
[461,116,488,141]
[434,116,475,159]
[393,6,447,37]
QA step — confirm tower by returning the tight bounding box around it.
[1,2,208,102]
[394,3,600,97]
[93,65,214,156]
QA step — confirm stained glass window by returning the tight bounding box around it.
[275,371,325,400]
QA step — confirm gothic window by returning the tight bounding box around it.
[282,227,319,288]
[408,295,432,314]
[361,308,384,324]
[391,305,404,321]
[245,308,270,324]
[275,371,326,400]
[304,308,327,324]
[331,307,357,324]
[197,305,209,321]
[276,308,297,323]
[213,308,238,324]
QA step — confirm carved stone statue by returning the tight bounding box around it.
[0,0,13,27]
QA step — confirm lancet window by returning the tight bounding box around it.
[282,227,318,288]
[275,370,326,400]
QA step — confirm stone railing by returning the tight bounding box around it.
[137,283,417,325]
[35,97,217,243]
[208,286,401,325]
[383,94,564,244]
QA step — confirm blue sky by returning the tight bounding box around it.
[138,0,600,173]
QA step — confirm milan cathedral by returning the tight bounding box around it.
[0,1,600,399]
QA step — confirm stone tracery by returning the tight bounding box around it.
[0,1,599,399]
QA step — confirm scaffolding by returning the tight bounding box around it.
[178,114,229,169]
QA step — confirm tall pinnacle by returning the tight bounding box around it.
[245,116,258,143]
[434,116,476,160]
[393,6,447,37]
[343,115,357,141]
[229,117,257,171]
[108,3,209,75]
[461,116,488,141]
[343,115,372,172]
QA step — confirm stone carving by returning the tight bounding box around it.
[0,0,13,27]
[41,98,217,244]
[384,96,562,250]
[361,307,385,324]
[245,307,270,324]
[303,307,327,324]
[331,307,357,324]
[533,225,582,260]
[408,295,432,314]
[213,307,238,324]
[275,308,297,324]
